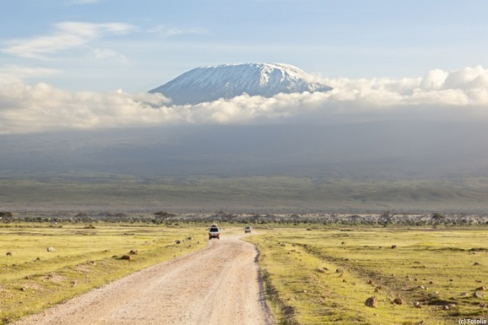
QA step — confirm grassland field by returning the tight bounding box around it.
[0,222,211,324]
[245,227,488,325]
[1,223,487,325]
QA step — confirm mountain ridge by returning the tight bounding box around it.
[150,63,332,105]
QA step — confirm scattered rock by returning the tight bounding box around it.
[476,280,483,283]
[365,296,377,308]
[24,275,32,280]
[367,279,375,285]
[47,247,54,252]
[413,301,422,308]
[443,305,449,310]
[6,252,12,256]
[120,255,131,260]
[476,286,486,291]
[393,298,404,305]
[474,262,481,266]
[35,257,41,261]
[70,280,77,287]
[341,242,345,245]
[336,268,343,273]
[316,268,326,273]
[175,240,181,244]
[473,291,485,299]
[480,303,486,308]
[129,250,138,255]
[391,245,397,249]
[187,236,193,240]
[429,281,434,285]
[460,292,468,297]
[342,279,347,283]
[418,285,426,290]
[20,287,26,292]
[88,260,96,265]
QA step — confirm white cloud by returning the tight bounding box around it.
[2,22,135,59]
[0,65,60,86]
[1,66,488,135]
[91,48,128,63]
[147,25,208,38]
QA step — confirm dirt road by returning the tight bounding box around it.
[14,234,275,325]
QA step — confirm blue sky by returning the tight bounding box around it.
[2,0,488,92]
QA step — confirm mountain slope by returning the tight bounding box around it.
[149,63,332,105]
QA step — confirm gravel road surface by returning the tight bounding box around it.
[14,234,275,325]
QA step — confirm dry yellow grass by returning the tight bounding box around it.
[0,222,207,324]
[246,227,488,325]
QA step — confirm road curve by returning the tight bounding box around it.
[13,234,275,325]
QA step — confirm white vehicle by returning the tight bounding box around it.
[244,226,252,233]
[208,224,220,240]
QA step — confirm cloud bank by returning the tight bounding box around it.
[1,66,488,134]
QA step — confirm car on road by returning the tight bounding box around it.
[208,224,220,240]
[244,226,251,233]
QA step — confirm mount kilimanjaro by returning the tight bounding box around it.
[149,63,332,105]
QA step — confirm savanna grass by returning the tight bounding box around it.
[247,227,488,325]
[0,222,208,324]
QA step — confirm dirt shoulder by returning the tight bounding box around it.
[13,233,275,325]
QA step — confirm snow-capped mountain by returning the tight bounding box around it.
[149,63,332,105]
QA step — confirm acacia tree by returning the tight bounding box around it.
[379,211,394,226]
[0,212,14,223]
[154,211,175,222]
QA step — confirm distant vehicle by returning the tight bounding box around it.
[208,224,220,240]
[244,226,252,233]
